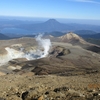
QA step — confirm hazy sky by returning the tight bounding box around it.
[0,0,100,20]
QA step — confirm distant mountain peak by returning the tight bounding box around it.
[47,19,58,22]
[45,19,60,24]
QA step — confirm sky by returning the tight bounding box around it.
[0,0,100,20]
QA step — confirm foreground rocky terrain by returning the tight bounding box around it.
[0,33,100,100]
[0,73,100,100]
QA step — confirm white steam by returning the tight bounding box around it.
[0,34,51,66]
[5,47,24,59]
[0,47,25,66]
[24,34,51,60]
[36,34,51,57]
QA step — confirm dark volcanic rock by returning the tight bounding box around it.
[0,98,6,100]
[50,46,70,57]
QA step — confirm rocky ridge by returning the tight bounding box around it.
[58,32,87,44]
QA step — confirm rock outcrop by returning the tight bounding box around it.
[50,46,70,57]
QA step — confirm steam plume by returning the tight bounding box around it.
[35,34,51,57]
[25,34,51,60]
[0,34,51,65]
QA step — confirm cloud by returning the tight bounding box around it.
[69,0,100,4]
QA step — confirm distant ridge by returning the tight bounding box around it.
[79,33,100,39]
[74,30,97,35]
[45,31,66,37]
[0,33,10,40]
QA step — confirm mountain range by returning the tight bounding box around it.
[0,19,100,38]
[16,19,100,33]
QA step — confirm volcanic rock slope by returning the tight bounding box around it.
[47,32,100,53]
[0,33,100,100]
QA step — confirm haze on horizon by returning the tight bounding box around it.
[0,0,100,25]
